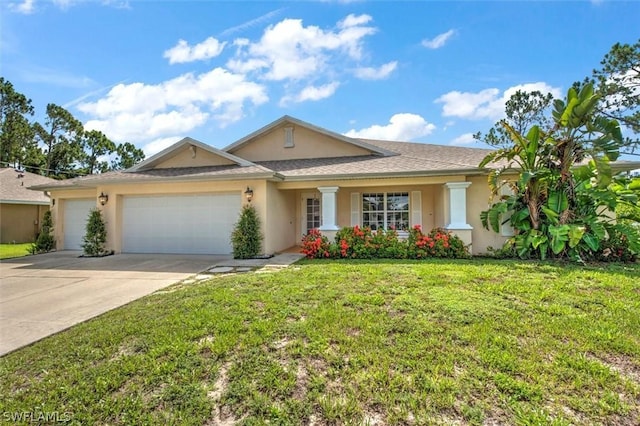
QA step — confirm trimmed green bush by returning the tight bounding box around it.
[231,204,262,259]
[82,208,108,257]
[29,210,55,254]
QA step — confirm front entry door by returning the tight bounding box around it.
[302,193,321,234]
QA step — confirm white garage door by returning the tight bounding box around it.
[122,194,241,254]
[63,199,96,250]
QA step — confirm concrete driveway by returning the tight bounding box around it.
[0,251,224,356]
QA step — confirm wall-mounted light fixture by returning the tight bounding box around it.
[244,186,254,203]
[98,192,109,206]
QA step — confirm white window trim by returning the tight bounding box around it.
[362,192,410,233]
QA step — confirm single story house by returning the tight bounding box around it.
[0,168,55,244]
[29,116,640,255]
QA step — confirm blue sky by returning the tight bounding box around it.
[2,0,639,157]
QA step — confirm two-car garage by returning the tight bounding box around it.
[121,194,241,254]
[63,193,241,254]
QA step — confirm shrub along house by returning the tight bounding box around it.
[29,116,640,255]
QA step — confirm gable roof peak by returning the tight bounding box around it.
[223,115,397,157]
[126,136,256,172]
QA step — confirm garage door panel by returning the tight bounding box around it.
[122,194,240,254]
[63,199,96,250]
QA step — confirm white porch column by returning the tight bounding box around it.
[445,181,473,254]
[445,182,473,230]
[318,186,340,231]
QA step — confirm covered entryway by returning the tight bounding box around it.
[122,193,241,254]
[63,199,95,250]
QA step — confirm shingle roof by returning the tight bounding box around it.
[29,138,508,190]
[256,139,497,179]
[29,163,275,190]
[0,168,54,204]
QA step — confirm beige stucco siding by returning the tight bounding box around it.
[46,174,506,255]
[466,175,509,254]
[264,182,296,253]
[155,147,235,168]
[230,124,372,161]
[0,204,48,243]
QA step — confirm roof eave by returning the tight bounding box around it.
[279,168,487,182]
[35,172,279,190]
[0,199,50,205]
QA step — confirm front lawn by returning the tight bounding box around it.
[1,260,639,425]
[0,243,32,260]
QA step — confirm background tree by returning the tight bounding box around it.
[0,78,36,167]
[33,104,84,178]
[577,39,639,154]
[474,90,555,148]
[111,142,145,170]
[80,129,116,174]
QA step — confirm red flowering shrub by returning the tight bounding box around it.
[300,229,331,259]
[301,226,468,259]
[407,226,468,258]
[335,225,375,258]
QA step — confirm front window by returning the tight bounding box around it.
[362,192,409,231]
[306,197,321,233]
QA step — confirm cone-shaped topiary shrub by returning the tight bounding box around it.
[231,204,262,259]
[30,210,55,254]
[82,208,108,257]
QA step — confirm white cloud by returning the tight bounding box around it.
[280,82,340,106]
[79,67,268,144]
[141,136,183,157]
[8,0,35,14]
[354,61,397,80]
[227,14,377,81]
[435,82,562,120]
[422,29,456,49]
[338,13,372,28]
[450,133,476,146]
[164,37,226,64]
[345,113,436,141]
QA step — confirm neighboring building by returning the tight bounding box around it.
[29,116,640,255]
[0,168,54,244]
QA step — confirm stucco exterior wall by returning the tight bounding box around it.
[230,124,372,161]
[0,203,48,243]
[264,182,296,253]
[466,175,509,254]
[47,174,505,255]
[155,147,235,168]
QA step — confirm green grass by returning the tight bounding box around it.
[1,259,639,425]
[0,243,32,259]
